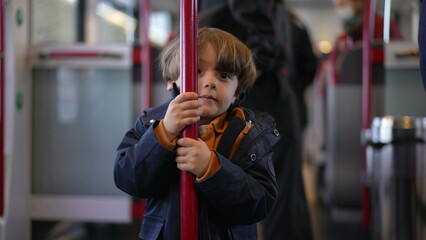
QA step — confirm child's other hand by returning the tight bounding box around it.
[176,138,211,177]
[163,92,202,140]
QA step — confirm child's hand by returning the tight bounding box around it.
[176,138,211,177]
[163,92,202,140]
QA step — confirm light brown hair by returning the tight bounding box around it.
[159,27,256,96]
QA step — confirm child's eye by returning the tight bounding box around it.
[219,72,231,80]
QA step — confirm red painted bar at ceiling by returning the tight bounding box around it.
[179,0,198,239]
[361,0,375,229]
[0,0,5,217]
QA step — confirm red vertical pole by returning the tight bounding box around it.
[0,0,5,217]
[179,0,198,239]
[140,0,152,110]
[361,0,375,229]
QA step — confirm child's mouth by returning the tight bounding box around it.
[199,95,216,102]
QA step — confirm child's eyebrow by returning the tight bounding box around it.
[197,56,237,74]
[216,60,237,75]
[215,67,234,74]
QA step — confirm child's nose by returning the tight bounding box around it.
[200,73,216,89]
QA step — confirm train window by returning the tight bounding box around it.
[376,0,419,43]
[149,11,173,47]
[31,0,176,46]
[88,0,138,43]
[31,0,78,44]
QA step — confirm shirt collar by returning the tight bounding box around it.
[208,107,245,134]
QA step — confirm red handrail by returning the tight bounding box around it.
[179,0,198,239]
[140,0,152,109]
[361,0,375,229]
[0,0,5,217]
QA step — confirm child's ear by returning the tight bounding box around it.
[232,92,239,103]
[166,81,175,91]
[167,78,181,92]
[236,92,245,102]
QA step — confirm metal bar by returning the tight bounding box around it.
[361,0,375,229]
[38,51,122,59]
[383,0,392,43]
[0,0,4,217]
[76,0,86,42]
[140,0,152,110]
[179,0,198,239]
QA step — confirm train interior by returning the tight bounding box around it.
[0,0,425,239]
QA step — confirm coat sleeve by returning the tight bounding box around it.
[114,117,177,198]
[196,135,278,225]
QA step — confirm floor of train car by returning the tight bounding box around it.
[303,161,370,240]
[32,161,370,240]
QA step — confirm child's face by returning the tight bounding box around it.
[197,44,238,124]
[167,43,238,124]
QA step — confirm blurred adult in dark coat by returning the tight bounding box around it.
[199,1,313,239]
[419,0,426,91]
[286,10,318,130]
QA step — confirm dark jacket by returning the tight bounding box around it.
[420,0,426,91]
[114,98,279,240]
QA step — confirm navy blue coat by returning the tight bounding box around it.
[114,99,279,240]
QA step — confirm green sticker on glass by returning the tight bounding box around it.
[16,8,23,26]
[16,92,23,110]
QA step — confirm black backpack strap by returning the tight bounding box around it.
[216,116,246,159]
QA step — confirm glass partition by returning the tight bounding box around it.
[32,68,132,195]
[30,45,133,223]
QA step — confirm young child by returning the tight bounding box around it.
[114,28,280,240]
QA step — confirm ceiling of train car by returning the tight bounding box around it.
[102,0,179,14]
[148,0,407,14]
[286,0,409,9]
[104,0,414,18]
